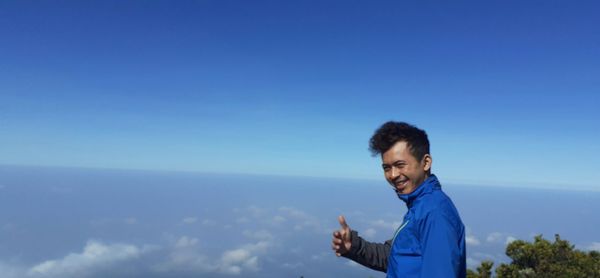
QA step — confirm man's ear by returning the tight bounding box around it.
[422,154,432,172]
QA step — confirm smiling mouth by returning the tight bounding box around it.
[393,179,409,192]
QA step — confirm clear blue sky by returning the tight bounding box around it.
[1,0,599,189]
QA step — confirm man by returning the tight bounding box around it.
[332,121,466,277]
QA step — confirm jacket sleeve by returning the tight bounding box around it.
[419,208,464,278]
[341,230,391,272]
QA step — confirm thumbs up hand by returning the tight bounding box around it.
[332,215,352,256]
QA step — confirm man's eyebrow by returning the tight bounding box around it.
[382,160,406,167]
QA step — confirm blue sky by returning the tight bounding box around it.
[1,0,599,189]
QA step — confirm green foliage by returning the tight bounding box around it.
[467,260,494,278]
[470,234,600,278]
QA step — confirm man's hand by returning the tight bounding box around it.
[332,215,352,256]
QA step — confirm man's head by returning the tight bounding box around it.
[369,121,432,195]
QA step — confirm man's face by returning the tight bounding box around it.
[382,141,432,195]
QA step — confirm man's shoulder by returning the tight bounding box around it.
[416,190,462,225]
[419,189,456,211]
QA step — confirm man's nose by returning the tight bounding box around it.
[390,167,400,180]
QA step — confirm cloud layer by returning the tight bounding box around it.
[26,241,149,278]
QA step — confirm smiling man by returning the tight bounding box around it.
[332,121,466,277]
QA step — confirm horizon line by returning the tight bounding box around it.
[1,163,599,193]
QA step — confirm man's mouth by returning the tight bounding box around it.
[393,179,409,192]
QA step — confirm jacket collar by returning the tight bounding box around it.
[397,174,441,208]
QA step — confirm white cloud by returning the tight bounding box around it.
[216,241,270,274]
[371,219,401,231]
[279,206,308,218]
[472,252,499,261]
[466,252,505,270]
[281,262,304,269]
[466,257,480,269]
[243,240,271,253]
[201,219,216,226]
[222,248,258,273]
[156,236,271,276]
[221,249,253,269]
[219,265,242,275]
[271,215,286,224]
[220,248,259,274]
[182,217,197,224]
[505,236,517,245]
[175,236,199,248]
[466,235,481,246]
[363,228,377,239]
[235,206,266,219]
[484,232,516,245]
[587,242,600,252]
[278,207,324,233]
[486,232,504,243]
[155,239,214,274]
[28,240,147,277]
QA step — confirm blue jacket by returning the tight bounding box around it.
[387,174,466,277]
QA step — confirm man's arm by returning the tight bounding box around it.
[341,230,391,272]
[332,215,391,273]
[419,208,465,277]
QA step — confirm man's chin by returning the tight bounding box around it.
[396,185,416,195]
[394,186,406,194]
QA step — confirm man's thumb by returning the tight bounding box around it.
[338,215,349,229]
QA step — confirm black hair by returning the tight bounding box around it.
[368,121,430,161]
